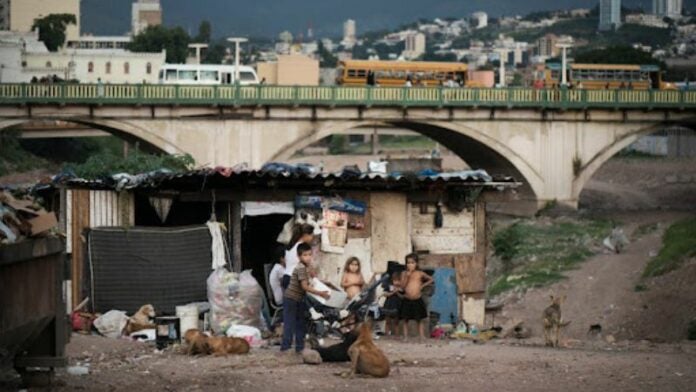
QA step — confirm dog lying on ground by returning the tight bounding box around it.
[207,335,250,356]
[310,330,359,362]
[344,321,389,378]
[543,295,570,347]
[183,329,210,355]
[123,304,156,335]
[183,329,250,356]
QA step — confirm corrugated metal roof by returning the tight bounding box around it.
[56,167,519,192]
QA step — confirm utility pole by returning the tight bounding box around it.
[227,37,248,83]
[556,42,573,87]
[497,49,508,87]
[188,43,208,65]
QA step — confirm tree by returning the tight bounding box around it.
[575,45,665,67]
[195,20,212,43]
[203,41,227,64]
[32,14,76,51]
[317,40,338,67]
[128,25,190,63]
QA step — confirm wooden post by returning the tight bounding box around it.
[231,201,242,272]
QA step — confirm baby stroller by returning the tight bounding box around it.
[305,272,391,339]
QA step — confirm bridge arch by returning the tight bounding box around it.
[572,120,696,201]
[270,120,544,201]
[0,117,186,156]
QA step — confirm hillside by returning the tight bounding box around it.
[80,0,696,38]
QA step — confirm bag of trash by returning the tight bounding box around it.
[207,268,266,334]
[93,310,129,338]
[226,324,263,347]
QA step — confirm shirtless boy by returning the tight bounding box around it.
[400,253,433,341]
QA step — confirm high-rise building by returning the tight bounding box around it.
[2,0,81,41]
[470,12,488,29]
[536,34,559,57]
[402,32,426,60]
[653,0,683,19]
[132,0,162,35]
[0,0,9,31]
[598,0,621,31]
[342,19,356,48]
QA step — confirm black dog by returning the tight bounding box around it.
[310,330,359,362]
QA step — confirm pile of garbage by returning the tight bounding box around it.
[0,190,57,244]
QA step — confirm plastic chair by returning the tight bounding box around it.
[263,263,283,326]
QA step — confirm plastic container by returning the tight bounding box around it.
[155,316,180,349]
[176,304,199,339]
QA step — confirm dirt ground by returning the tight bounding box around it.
[1,333,693,392]
[497,211,696,343]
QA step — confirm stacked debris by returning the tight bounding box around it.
[0,190,58,244]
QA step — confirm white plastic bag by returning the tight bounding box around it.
[93,310,129,338]
[207,268,265,334]
[226,325,263,347]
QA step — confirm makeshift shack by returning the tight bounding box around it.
[56,167,518,326]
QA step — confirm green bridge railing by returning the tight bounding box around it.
[0,83,695,109]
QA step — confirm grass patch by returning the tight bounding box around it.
[65,151,195,179]
[488,217,612,297]
[633,222,659,239]
[642,218,696,278]
[0,130,48,176]
[615,149,662,159]
[634,284,648,292]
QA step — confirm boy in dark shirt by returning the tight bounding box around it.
[281,242,329,352]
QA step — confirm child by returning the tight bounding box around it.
[269,245,286,307]
[382,270,402,337]
[281,243,330,353]
[340,256,365,300]
[283,224,315,290]
[400,253,433,341]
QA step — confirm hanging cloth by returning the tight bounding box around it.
[207,221,227,270]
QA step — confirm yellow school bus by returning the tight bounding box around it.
[537,63,676,90]
[336,60,470,87]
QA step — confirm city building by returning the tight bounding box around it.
[255,54,319,85]
[471,12,488,29]
[22,49,165,83]
[342,19,356,49]
[599,0,622,31]
[132,0,162,35]
[0,30,164,83]
[402,32,426,60]
[2,0,81,42]
[536,34,559,57]
[653,0,682,19]
[0,0,9,30]
[67,36,131,50]
[625,13,669,28]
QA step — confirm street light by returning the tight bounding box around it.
[497,48,508,87]
[226,37,248,84]
[188,43,208,65]
[556,42,573,87]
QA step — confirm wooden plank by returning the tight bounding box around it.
[231,201,242,273]
[474,200,486,255]
[71,189,90,306]
[418,254,454,269]
[454,254,486,294]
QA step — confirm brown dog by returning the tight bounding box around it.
[206,336,250,356]
[184,329,210,355]
[543,295,570,347]
[345,321,389,378]
[124,304,156,335]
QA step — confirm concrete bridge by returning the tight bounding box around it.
[1,83,695,209]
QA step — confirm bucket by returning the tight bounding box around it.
[155,316,180,349]
[176,304,199,339]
